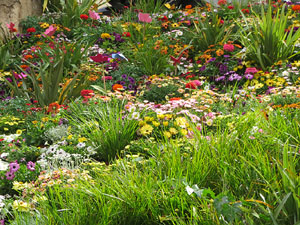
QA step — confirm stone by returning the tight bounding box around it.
[0,0,42,33]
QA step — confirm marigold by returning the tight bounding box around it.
[101,33,111,39]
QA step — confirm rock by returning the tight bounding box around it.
[0,0,42,32]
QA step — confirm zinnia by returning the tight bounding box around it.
[26,27,36,33]
[80,14,89,20]
[223,44,234,52]
[112,84,123,91]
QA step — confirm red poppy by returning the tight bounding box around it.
[26,27,36,33]
[80,14,89,20]
[228,5,234,9]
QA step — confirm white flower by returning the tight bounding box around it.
[131,112,140,120]
[168,14,173,18]
[77,142,86,148]
[0,160,9,171]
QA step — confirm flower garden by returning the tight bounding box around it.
[0,0,300,224]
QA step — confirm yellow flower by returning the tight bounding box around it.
[101,33,111,39]
[40,22,49,29]
[140,124,154,136]
[266,79,273,86]
[4,128,8,131]
[13,200,31,212]
[144,116,154,122]
[180,129,188,136]
[78,137,87,142]
[171,23,180,28]
[152,121,160,127]
[169,127,178,135]
[16,129,23,135]
[67,135,73,140]
[255,83,264,89]
[163,121,169,126]
[163,131,172,138]
[32,120,38,124]
[42,117,49,122]
[175,117,188,128]
[139,120,146,126]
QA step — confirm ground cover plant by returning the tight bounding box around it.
[1,0,300,224]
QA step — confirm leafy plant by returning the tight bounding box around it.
[4,40,91,107]
[66,98,139,162]
[237,3,300,70]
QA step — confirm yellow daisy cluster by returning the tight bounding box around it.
[138,113,191,138]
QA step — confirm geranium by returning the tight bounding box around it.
[80,14,89,20]
[122,32,131,37]
[26,27,36,33]
[242,8,250,14]
[6,23,17,33]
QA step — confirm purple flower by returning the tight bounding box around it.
[199,65,206,71]
[215,76,226,81]
[9,162,20,173]
[27,161,36,171]
[223,55,230,58]
[128,76,135,84]
[121,74,127,80]
[5,171,15,180]
[0,219,4,225]
[244,74,253,80]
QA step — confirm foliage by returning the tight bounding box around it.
[237,4,300,70]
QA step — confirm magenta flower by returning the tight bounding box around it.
[138,12,152,23]
[90,54,109,63]
[27,161,36,171]
[245,67,258,74]
[44,25,57,36]
[89,10,100,20]
[0,219,4,225]
[5,171,15,180]
[9,162,20,172]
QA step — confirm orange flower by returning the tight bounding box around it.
[24,55,33,60]
[112,84,123,91]
[20,65,29,70]
[216,49,224,56]
[292,5,300,11]
[48,102,61,114]
[185,5,192,9]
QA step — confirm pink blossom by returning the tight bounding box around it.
[44,25,57,36]
[138,12,152,23]
[89,10,100,20]
[223,44,235,52]
[245,67,258,74]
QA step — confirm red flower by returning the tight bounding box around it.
[217,0,227,5]
[90,54,109,63]
[81,89,95,99]
[220,19,224,24]
[186,82,197,89]
[80,14,89,20]
[6,23,17,33]
[26,27,36,33]
[122,32,131,37]
[228,5,234,9]
[48,102,61,114]
[292,5,300,11]
[242,8,250,13]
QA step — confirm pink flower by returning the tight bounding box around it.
[90,54,109,63]
[9,162,20,173]
[138,12,152,23]
[102,76,113,81]
[27,161,36,171]
[5,171,15,180]
[89,10,100,20]
[245,67,258,74]
[249,136,255,139]
[191,80,202,86]
[6,23,17,32]
[44,25,57,36]
[223,44,234,52]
